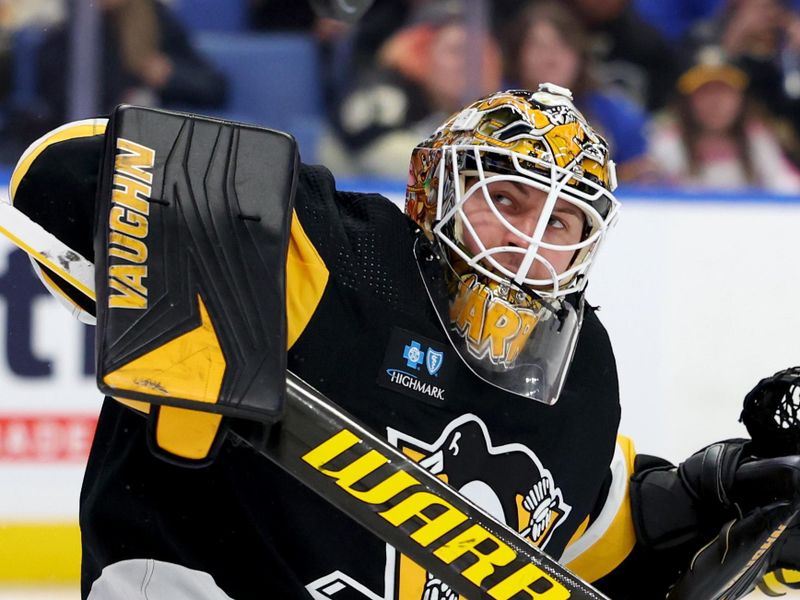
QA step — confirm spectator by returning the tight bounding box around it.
[504,0,653,182]
[0,0,64,30]
[1,0,67,101]
[650,46,800,193]
[337,0,544,111]
[36,0,226,131]
[344,1,531,80]
[321,2,502,178]
[688,0,800,166]
[566,0,679,112]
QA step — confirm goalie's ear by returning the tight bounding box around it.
[10,119,108,323]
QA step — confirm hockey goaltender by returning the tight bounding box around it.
[5,82,800,600]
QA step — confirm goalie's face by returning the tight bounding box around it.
[461,178,586,283]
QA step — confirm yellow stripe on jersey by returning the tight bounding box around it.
[10,119,108,202]
[286,209,329,348]
[562,435,637,583]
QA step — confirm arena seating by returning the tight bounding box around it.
[9,27,45,109]
[171,0,247,33]
[191,32,324,162]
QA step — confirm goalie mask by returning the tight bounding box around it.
[406,85,619,404]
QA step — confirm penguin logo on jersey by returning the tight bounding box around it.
[305,414,571,600]
[386,415,571,600]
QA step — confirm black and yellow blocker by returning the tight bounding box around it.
[95,106,297,440]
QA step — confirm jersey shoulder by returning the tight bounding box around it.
[10,119,108,322]
[292,164,427,315]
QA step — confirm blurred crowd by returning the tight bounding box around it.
[1,0,800,193]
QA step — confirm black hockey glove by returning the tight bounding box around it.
[630,440,749,555]
[666,453,800,600]
[625,368,800,600]
[631,443,800,600]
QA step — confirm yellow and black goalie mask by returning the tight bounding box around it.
[407,85,620,404]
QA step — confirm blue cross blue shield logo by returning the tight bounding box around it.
[403,341,424,370]
[425,348,444,376]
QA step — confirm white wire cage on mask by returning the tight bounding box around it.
[406,86,622,404]
[432,145,620,298]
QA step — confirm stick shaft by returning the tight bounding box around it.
[0,201,95,299]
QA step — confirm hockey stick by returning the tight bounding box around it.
[0,198,609,600]
[0,200,95,300]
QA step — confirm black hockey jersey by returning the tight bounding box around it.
[11,120,637,600]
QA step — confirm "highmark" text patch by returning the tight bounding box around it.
[377,327,452,404]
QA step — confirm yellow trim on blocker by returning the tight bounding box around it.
[105,211,328,400]
[114,396,153,414]
[110,211,329,460]
[103,295,226,404]
[104,295,226,459]
[146,210,332,458]
[0,522,80,582]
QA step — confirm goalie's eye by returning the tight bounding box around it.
[493,194,514,208]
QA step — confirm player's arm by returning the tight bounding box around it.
[559,435,637,586]
[557,434,690,598]
[564,435,800,600]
